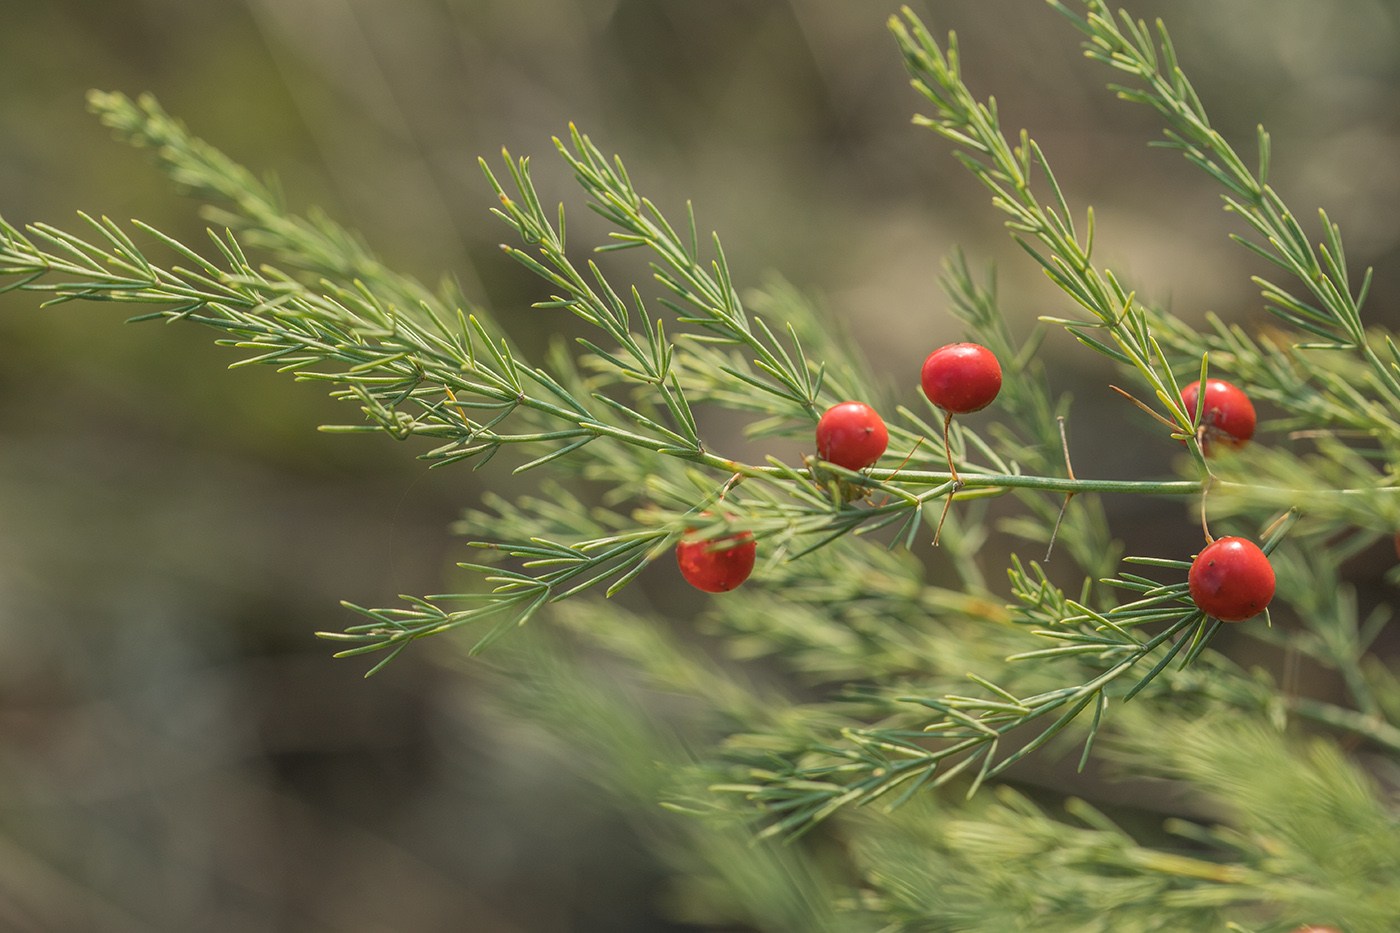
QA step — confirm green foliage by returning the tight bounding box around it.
[3,1,1399,930]
[852,712,1400,932]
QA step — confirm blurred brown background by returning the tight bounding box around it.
[1,0,1398,928]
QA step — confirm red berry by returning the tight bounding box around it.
[676,516,756,593]
[921,343,1002,414]
[1188,537,1275,622]
[815,402,889,471]
[1180,378,1255,455]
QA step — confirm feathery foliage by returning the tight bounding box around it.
[3,1,1398,929]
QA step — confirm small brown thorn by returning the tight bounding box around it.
[933,413,963,549]
[1109,384,1179,432]
[1057,416,1076,481]
[881,435,926,482]
[1046,494,1073,562]
[874,436,925,507]
[933,481,961,548]
[1045,416,1076,562]
[1259,509,1291,541]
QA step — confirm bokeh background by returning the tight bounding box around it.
[1,0,1399,928]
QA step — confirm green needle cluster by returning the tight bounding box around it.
[4,2,1400,928]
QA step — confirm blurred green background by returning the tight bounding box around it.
[1,0,1398,928]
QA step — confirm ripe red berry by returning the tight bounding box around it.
[815,402,889,471]
[1180,378,1256,455]
[921,343,1002,414]
[676,517,756,593]
[1188,536,1275,622]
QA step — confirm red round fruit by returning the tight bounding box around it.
[1188,536,1275,622]
[815,402,889,471]
[921,343,1002,414]
[676,517,756,593]
[1180,378,1256,455]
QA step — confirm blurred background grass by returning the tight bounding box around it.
[1,0,1398,928]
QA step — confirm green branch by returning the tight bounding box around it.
[889,8,1212,474]
[1052,0,1400,412]
[723,514,1309,837]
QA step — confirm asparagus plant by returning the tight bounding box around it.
[3,1,1398,929]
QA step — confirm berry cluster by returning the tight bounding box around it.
[677,346,1277,629]
[1177,377,1274,622]
[677,341,1003,592]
